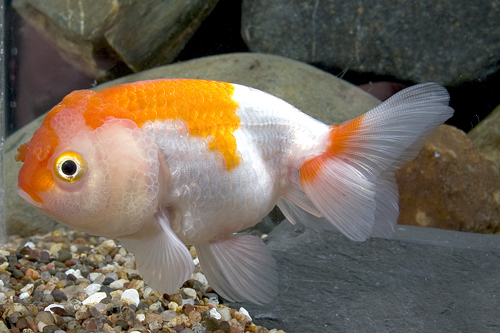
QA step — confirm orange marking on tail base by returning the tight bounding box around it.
[300,114,365,183]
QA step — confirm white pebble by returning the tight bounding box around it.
[70,245,78,253]
[149,301,163,312]
[0,293,6,303]
[84,283,102,296]
[44,304,65,314]
[19,292,30,300]
[0,250,10,256]
[65,269,84,279]
[182,298,195,306]
[193,258,199,265]
[121,289,140,306]
[183,287,197,299]
[89,272,105,284]
[209,307,221,320]
[109,279,126,290]
[217,307,231,322]
[239,307,252,321]
[136,313,146,322]
[38,321,48,332]
[82,292,107,305]
[23,241,35,249]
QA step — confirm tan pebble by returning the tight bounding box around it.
[145,313,163,325]
[25,268,40,280]
[129,280,145,291]
[49,243,63,254]
[167,314,188,328]
[229,318,244,332]
[102,322,114,333]
[167,302,179,312]
[194,305,209,312]
[246,323,258,332]
[229,326,243,333]
[169,293,182,306]
[189,246,197,259]
[233,311,246,321]
[188,310,201,323]
[40,262,55,271]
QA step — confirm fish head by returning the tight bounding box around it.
[16,90,161,238]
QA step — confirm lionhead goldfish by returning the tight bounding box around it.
[16,79,453,304]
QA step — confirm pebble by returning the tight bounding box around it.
[84,283,102,296]
[82,292,108,305]
[110,278,126,289]
[0,230,279,333]
[209,307,222,320]
[122,288,140,306]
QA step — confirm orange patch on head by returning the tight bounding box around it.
[91,79,241,169]
[300,114,365,184]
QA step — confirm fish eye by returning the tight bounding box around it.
[53,151,86,182]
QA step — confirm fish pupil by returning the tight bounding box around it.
[61,160,77,176]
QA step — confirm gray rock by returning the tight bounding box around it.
[228,222,500,332]
[242,0,500,85]
[469,103,500,169]
[5,53,379,236]
[12,0,220,77]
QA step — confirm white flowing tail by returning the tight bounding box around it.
[283,83,454,241]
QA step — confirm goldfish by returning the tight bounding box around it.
[16,79,453,304]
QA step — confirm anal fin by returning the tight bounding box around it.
[196,234,278,304]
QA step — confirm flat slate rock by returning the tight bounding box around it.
[242,0,500,85]
[227,222,500,332]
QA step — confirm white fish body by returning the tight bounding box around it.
[16,80,454,304]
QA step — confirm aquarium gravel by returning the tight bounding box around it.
[0,229,285,333]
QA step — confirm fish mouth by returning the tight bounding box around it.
[18,188,46,209]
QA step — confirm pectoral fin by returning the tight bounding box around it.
[196,234,278,304]
[120,211,194,294]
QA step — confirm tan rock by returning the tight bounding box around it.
[468,103,500,169]
[396,125,500,233]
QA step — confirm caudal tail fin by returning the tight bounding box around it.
[297,82,454,241]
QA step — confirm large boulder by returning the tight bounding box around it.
[241,0,500,85]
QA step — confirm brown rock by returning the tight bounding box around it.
[396,125,500,233]
[468,103,500,169]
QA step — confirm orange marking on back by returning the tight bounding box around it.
[300,114,365,183]
[84,79,241,169]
